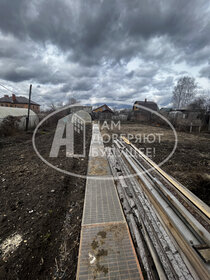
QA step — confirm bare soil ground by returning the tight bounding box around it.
[101,122,210,206]
[0,125,92,280]
[0,120,209,279]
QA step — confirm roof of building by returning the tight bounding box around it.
[0,95,11,103]
[134,100,158,111]
[0,107,37,119]
[93,104,114,113]
[160,107,173,112]
[174,108,205,112]
[0,94,40,105]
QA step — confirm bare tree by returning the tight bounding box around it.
[188,90,210,112]
[172,76,197,108]
[202,90,210,111]
[50,102,56,112]
[188,97,206,110]
[49,98,79,111]
[206,98,210,111]
[67,97,79,105]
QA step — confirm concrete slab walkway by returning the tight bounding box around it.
[76,124,143,280]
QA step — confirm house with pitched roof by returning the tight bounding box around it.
[133,99,159,121]
[92,104,114,120]
[0,94,40,113]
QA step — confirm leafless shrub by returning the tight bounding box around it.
[0,116,21,137]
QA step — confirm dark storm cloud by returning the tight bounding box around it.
[0,55,62,84]
[62,79,93,92]
[200,64,210,80]
[0,0,209,106]
[1,0,209,63]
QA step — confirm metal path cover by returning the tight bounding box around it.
[76,124,143,280]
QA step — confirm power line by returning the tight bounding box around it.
[0,82,21,95]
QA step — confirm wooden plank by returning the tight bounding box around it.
[121,136,210,219]
[122,151,210,279]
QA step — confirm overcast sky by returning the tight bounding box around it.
[0,0,210,109]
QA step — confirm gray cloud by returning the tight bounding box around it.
[0,0,209,107]
[200,64,210,79]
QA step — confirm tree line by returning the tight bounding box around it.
[172,76,210,111]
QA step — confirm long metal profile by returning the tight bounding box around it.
[118,138,210,279]
[121,136,210,220]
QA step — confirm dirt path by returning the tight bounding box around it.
[0,126,92,279]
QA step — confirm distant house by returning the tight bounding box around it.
[133,99,158,121]
[92,104,114,120]
[168,108,206,132]
[0,94,40,113]
[70,105,92,114]
[160,107,173,118]
[112,114,128,121]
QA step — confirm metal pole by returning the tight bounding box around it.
[25,84,32,131]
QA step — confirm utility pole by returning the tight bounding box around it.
[25,84,32,131]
